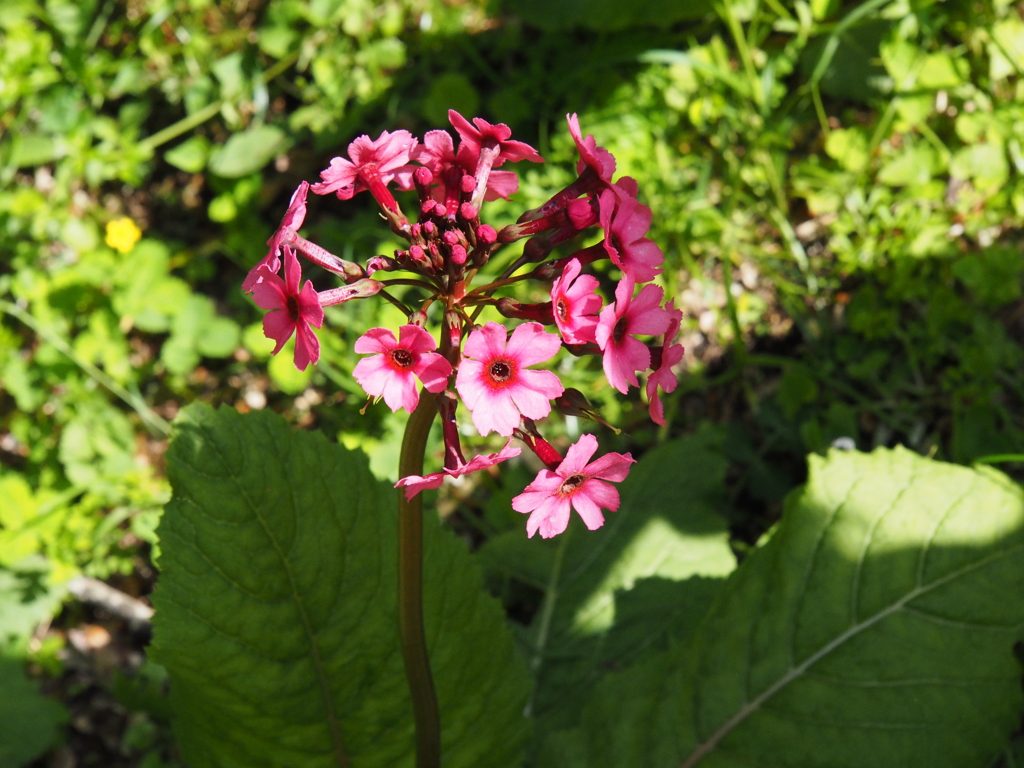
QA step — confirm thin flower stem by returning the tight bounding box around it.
[466,272,533,296]
[381,279,439,291]
[524,524,572,717]
[397,393,441,768]
[378,289,412,316]
[0,300,171,437]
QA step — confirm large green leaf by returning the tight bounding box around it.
[150,404,530,768]
[479,429,736,740]
[0,656,66,768]
[573,447,1024,768]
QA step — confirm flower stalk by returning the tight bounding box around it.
[397,392,442,768]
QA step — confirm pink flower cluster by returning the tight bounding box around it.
[243,111,684,538]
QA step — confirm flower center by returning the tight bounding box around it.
[487,357,515,385]
[612,316,629,343]
[558,474,586,495]
[555,297,569,322]
[390,348,414,368]
[286,295,300,322]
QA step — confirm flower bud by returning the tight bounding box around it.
[476,224,497,244]
[450,244,468,265]
[318,278,383,307]
[460,174,476,194]
[414,167,434,187]
[496,298,555,324]
[459,202,478,221]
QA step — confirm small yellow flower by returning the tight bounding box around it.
[105,217,142,253]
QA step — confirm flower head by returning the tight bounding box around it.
[551,258,602,344]
[395,439,521,500]
[646,301,684,426]
[456,322,564,436]
[243,181,309,292]
[353,325,452,413]
[105,217,142,254]
[251,246,324,370]
[595,275,671,393]
[311,130,418,210]
[512,434,634,538]
[413,129,520,203]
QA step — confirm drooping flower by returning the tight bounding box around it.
[646,301,684,426]
[567,113,615,183]
[311,130,418,211]
[595,275,671,393]
[352,325,452,413]
[456,321,564,436]
[598,185,664,284]
[512,433,634,538]
[395,439,521,500]
[243,181,309,292]
[551,257,602,344]
[251,246,323,370]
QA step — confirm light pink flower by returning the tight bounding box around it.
[311,130,418,210]
[251,246,323,371]
[455,321,564,436]
[646,301,684,426]
[595,275,671,393]
[352,325,452,413]
[512,433,634,538]
[395,439,521,500]
[567,113,615,183]
[243,181,308,292]
[448,110,542,170]
[551,258,602,344]
[598,185,664,283]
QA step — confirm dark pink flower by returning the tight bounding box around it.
[646,301,684,426]
[311,130,418,210]
[567,113,615,182]
[395,439,521,500]
[455,321,564,437]
[352,325,452,413]
[243,181,308,292]
[599,185,664,283]
[595,275,671,393]
[251,246,323,371]
[448,110,542,170]
[551,257,602,344]
[512,433,634,538]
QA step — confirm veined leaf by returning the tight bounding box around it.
[576,447,1024,768]
[150,404,530,768]
[0,656,66,768]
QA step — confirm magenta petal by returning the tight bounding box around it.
[355,327,398,354]
[570,490,606,531]
[352,355,393,397]
[381,371,419,413]
[530,497,572,539]
[293,321,320,370]
[251,269,288,310]
[484,170,519,201]
[509,370,562,418]
[581,478,620,513]
[559,434,599,476]
[395,472,446,500]
[262,310,294,356]
[454,359,486,410]
[297,281,325,329]
[583,451,635,482]
[471,391,520,437]
[414,353,453,392]
[505,322,562,367]
[463,322,508,361]
[399,324,438,355]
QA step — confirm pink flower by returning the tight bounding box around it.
[455,321,564,436]
[352,325,452,413]
[448,110,542,170]
[395,439,521,500]
[243,181,308,292]
[311,130,418,210]
[551,258,602,344]
[646,301,684,426]
[413,129,520,203]
[599,185,664,283]
[512,433,634,538]
[567,113,615,183]
[251,246,323,371]
[595,275,671,393]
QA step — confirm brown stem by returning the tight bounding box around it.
[398,393,441,768]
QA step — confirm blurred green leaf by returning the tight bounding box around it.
[208,125,289,178]
[164,136,211,174]
[0,656,66,768]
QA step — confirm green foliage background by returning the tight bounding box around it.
[2,0,1024,765]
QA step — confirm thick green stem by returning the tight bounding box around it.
[398,393,441,768]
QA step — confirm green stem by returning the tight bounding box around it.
[0,300,171,437]
[397,393,441,768]
[524,525,572,717]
